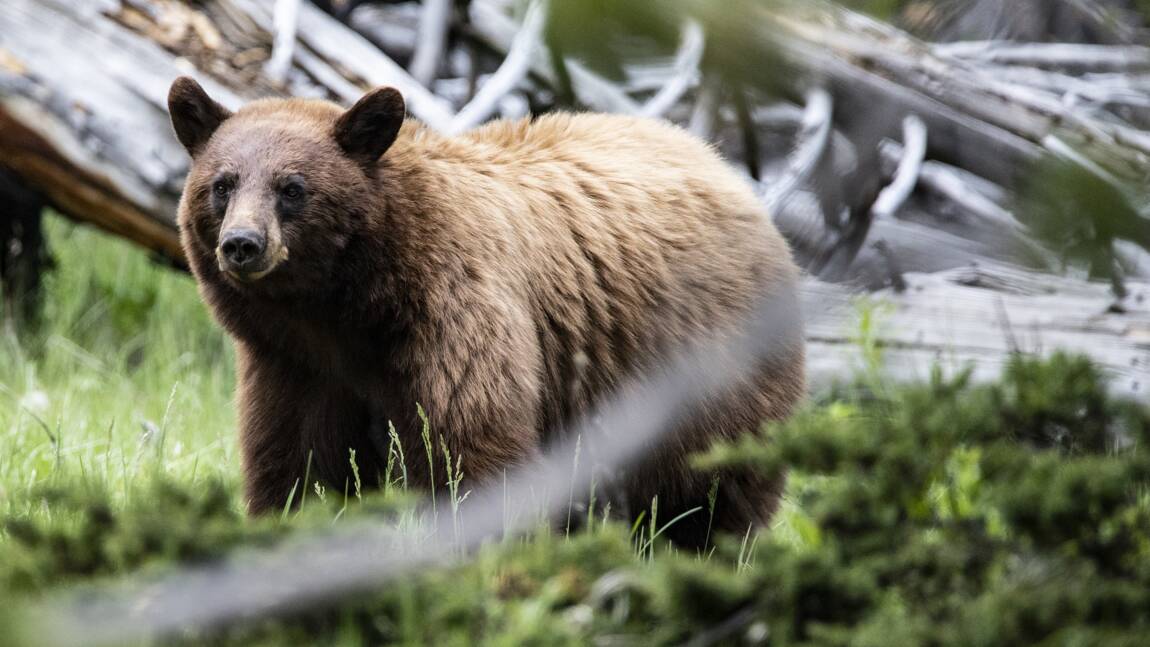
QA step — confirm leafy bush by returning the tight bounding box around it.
[2,352,1148,646]
[698,353,1150,645]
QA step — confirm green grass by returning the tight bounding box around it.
[0,214,238,518]
[3,214,1150,646]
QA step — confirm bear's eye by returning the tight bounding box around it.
[212,179,232,198]
[281,183,305,201]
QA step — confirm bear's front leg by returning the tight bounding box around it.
[235,346,309,514]
[404,298,545,491]
[234,345,368,515]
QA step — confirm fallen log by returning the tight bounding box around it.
[0,0,226,261]
[0,0,452,263]
[7,0,1149,265]
[1,0,1149,389]
[769,2,1150,192]
[899,0,1147,45]
[803,262,1150,399]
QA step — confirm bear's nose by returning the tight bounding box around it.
[219,229,267,269]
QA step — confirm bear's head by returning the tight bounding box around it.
[168,77,405,295]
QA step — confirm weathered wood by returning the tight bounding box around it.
[768,0,1150,217]
[0,0,457,263]
[900,0,1146,45]
[803,262,1150,398]
[467,0,642,115]
[0,0,228,261]
[935,41,1150,72]
[446,0,547,135]
[638,20,705,119]
[2,0,1149,388]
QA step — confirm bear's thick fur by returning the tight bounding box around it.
[169,77,804,546]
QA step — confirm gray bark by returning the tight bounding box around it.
[0,0,1148,389]
[804,262,1150,399]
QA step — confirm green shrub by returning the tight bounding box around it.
[2,352,1148,646]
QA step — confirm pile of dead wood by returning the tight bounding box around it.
[0,0,1147,392]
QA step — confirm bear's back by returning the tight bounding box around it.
[421,113,801,439]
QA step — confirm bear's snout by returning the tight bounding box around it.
[218,228,268,276]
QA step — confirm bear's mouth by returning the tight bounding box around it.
[226,265,276,282]
[217,244,290,284]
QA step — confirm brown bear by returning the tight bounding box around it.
[168,76,804,546]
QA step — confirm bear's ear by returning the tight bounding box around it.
[168,76,232,158]
[333,87,405,166]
